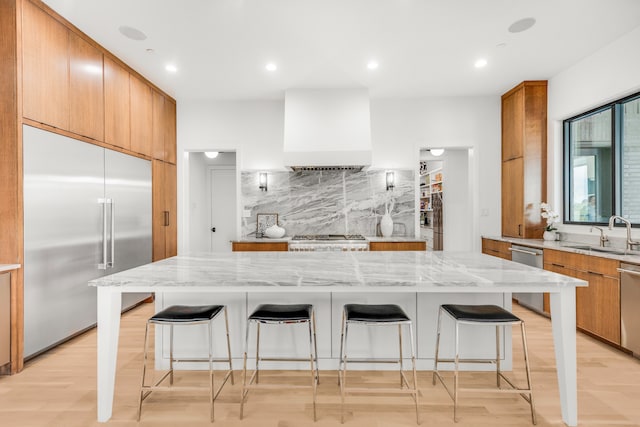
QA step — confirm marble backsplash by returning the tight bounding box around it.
[241,169,415,238]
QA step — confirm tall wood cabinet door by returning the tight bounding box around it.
[130,75,152,156]
[501,157,524,237]
[22,1,69,130]
[502,87,523,161]
[152,160,166,261]
[151,91,165,160]
[68,32,104,141]
[583,272,621,344]
[104,57,130,150]
[164,99,177,164]
[164,162,178,257]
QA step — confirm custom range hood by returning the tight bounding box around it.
[283,88,372,171]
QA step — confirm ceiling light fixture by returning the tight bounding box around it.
[508,17,536,33]
[265,63,277,72]
[204,152,219,159]
[165,64,178,73]
[474,58,487,68]
[367,61,379,70]
[430,148,444,156]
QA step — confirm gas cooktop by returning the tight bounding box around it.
[291,234,367,241]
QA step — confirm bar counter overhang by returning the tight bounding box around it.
[90,251,586,426]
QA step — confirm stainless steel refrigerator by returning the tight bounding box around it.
[23,125,152,358]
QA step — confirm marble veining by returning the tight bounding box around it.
[90,252,586,290]
[241,169,414,238]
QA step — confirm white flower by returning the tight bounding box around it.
[540,202,560,231]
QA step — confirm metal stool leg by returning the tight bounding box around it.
[521,322,537,425]
[308,316,317,421]
[496,325,501,388]
[338,310,346,386]
[453,321,460,423]
[208,320,215,422]
[312,309,320,385]
[240,319,251,420]
[341,321,349,424]
[224,306,235,385]
[409,322,420,425]
[433,306,443,386]
[137,321,151,421]
[255,322,261,384]
[398,323,404,387]
[169,324,174,385]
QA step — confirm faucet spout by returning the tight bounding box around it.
[608,215,639,250]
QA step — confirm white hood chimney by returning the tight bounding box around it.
[283,88,372,169]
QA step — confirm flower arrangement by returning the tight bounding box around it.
[540,202,560,231]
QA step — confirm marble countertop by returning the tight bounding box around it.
[483,235,640,264]
[233,236,425,243]
[89,251,585,292]
[0,264,21,273]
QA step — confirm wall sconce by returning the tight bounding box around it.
[259,172,268,191]
[386,171,395,191]
[430,148,444,156]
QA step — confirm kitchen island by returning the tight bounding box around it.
[91,251,585,425]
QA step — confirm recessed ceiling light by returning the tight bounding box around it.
[508,17,536,33]
[430,148,445,157]
[204,152,219,159]
[367,61,379,70]
[474,58,488,68]
[165,64,178,73]
[265,63,277,72]
[118,25,147,41]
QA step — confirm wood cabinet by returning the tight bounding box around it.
[544,249,620,345]
[103,57,131,150]
[130,75,153,157]
[68,32,104,141]
[152,160,177,261]
[501,81,547,239]
[481,238,511,260]
[232,242,289,252]
[151,91,177,163]
[369,241,426,251]
[22,0,69,130]
[164,98,177,164]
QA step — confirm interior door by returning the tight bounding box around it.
[209,168,236,252]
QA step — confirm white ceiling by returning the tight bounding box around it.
[42,0,640,101]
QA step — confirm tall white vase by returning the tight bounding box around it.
[380,213,393,237]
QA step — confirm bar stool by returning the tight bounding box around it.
[137,304,234,422]
[338,304,419,424]
[240,303,319,421]
[432,304,536,424]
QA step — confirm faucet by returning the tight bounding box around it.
[608,215,640,250]
[590,226,609,247]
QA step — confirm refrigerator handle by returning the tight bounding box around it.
[108,199,115,269]
[98,198,108,270]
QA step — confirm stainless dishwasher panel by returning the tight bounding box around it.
[509,245,545,314]
[619,263,640,357]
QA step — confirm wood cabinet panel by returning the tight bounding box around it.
[481,238,511,260]
[68,32,104,141]
[103,57,130,150]
[369,241,426,251]
[151,90,165,160]
[129,75,152,156]
[501,157,524,238]
[22,1,69,130]
[232,242,289,252]
[501,88,523,161]
[164,99,177,164]
[152,160,177,261]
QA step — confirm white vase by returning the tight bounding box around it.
[264,224,285,238]
[380,213,393,237]
[543,230,556,241]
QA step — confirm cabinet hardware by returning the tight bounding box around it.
[164,211,169,227]
[587,271,604,276]
[551,263,566,268]
[617,268,640,277]
[518,224,522,236]
[508,247,540,256]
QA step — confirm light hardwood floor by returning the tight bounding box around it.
[1,302,639,426]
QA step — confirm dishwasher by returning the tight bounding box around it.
[509,244,545,315]
[619,263,640,357]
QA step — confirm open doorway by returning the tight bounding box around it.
[186,151,237,252]
[419,148,473,251]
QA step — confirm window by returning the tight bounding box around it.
[564,93,640,226]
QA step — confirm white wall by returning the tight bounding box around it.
[187,153,210,252]
[177,96,502,252]
[548,26,640,240]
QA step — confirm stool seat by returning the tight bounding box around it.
[248,303,312,322]
[344,303,410,323]
[150,304,225,323]
[441,304,521,323]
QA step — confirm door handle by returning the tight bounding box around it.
[508,247,540,256]
[618,268,640,277]
[108,199,115,269]
[98,198,108,270]
[164,211,170,227]
[518,224,522,236]
[211,227,216,232]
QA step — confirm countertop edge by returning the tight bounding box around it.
[0,264,21,273]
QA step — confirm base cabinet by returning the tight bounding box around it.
[152,161,177,261]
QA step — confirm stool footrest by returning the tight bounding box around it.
[256,357,314,362]
[342,358,401,364]
[435,358,498,364]
[142,385,210,392]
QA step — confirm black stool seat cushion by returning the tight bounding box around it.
[249,304,313,322]
[441,304,521,323]
[344,304,410,323]
[150,305,225,323]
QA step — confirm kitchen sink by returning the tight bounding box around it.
[562,244,592,251]
[562,244,629,256]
